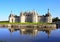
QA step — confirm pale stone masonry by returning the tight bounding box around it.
[9,9,52,23]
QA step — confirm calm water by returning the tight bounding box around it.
[0,27,60,42]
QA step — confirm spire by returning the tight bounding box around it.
[46,9,51,16]
[9,10,14,17]
[32,9,36,15]
[10,10,13,14]
[32,9,35,13]
[48,9,50,13]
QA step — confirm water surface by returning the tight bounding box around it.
[0,27,60,42]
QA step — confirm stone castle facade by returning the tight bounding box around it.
[9,9,52,23]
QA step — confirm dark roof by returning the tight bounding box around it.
[9,14,14,17]
[9,14,19,18]
[14,15,20,18]
[45,13,51,17]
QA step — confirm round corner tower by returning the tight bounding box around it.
[45,9,52,23]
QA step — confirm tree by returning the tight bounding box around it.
[52,17,60,22]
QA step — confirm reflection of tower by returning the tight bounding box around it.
[20,28,38,36]
[20,28,25,35]
[8,28,14,36]
[8,28,19,36]
[33,29,38,36]
[45,30,51,38]
[9,28,15,33]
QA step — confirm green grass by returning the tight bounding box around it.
[0,21,51,25]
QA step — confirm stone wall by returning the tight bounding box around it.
[9,10,52,23]
[0,24,56,28]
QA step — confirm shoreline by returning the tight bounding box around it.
[0,23,56,28]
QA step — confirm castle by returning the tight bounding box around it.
[9,9,52,23]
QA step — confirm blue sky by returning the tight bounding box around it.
[0,0,60,21]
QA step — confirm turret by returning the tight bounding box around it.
[20,12,25,23]
[45,9,52,23]
[9,11,15,23]
[32,10,38,23]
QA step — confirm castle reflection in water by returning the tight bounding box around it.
[8,27,56,37]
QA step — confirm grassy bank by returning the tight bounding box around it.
[0,21,51,25]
